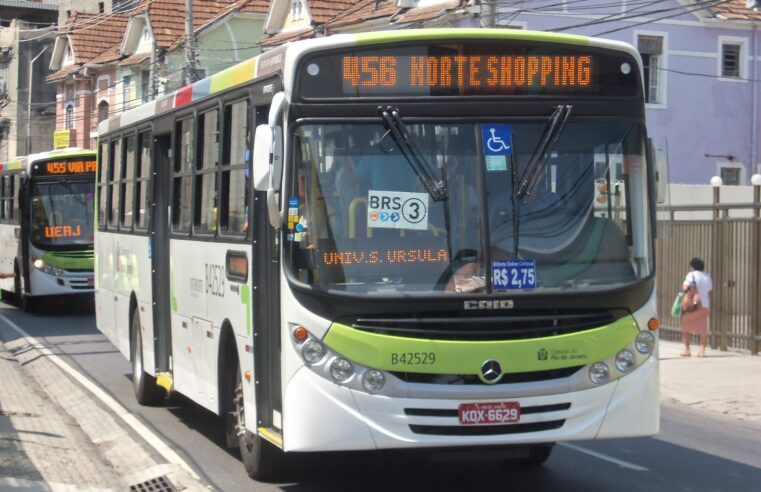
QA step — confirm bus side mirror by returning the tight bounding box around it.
[253,125,284,193]
[647,137,669,204]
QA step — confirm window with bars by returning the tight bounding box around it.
[722,43,741,78]
[638,35,663,105]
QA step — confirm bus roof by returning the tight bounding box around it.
[0,148,96,174]
[99,28,640,136]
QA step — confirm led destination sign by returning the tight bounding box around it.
[32,159,97,177]
[298,42,639,99]
[342,55,592,91]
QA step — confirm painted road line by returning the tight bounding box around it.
[0,313,201,481]
[560,442,649,471]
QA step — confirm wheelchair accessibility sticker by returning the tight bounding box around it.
[482,124,512,172]
[367,190,429,231]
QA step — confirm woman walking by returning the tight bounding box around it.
[680,257,713,357]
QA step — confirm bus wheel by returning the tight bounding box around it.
[506,444,554,468]
[232,361,281,481]
[130,310,162,405]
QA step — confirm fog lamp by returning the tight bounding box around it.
[615,350,635,372]
[589,362,610,384]
[301,339,325,364]
[361,370,386,393]
[635,331,656,354]
[329,358,353,383]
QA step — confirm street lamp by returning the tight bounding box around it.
[710,176,722,220]
[26,46,48,155]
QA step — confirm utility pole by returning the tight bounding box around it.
[481,0,496,29]
[183,0,200,86]
[26,46,47,155]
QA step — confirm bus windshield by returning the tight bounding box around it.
[287,120,652,295]
[30,181,95,247]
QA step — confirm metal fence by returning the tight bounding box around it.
[656,188,761,354]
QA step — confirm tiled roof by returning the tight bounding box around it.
[712,0,761,21]
[45,64,80,82]
[63,11,132,64]
[262,0,469,46]
[134,0,270,50]
[325,0,399,29]
[308,0,361,24]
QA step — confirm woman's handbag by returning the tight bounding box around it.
[681,286,702,313]
[671,292,684,318]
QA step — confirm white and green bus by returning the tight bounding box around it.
[95,29,660,480]
[0,148,96,310]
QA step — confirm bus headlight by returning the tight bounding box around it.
[635,331,656,354]
[589,362,609,384]
[33,259,44,269]
[51,267,65,277]
[329,358,353,382]
[362,370,385,392]
[615,350,635,372]
[301,339,325,364]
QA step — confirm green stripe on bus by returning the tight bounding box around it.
[323,316,638,374]
[353,29,589,47]
[240,284,252,336]
[42,250,94,271]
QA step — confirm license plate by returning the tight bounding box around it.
[87,277,94,287]
[458,402,520,425]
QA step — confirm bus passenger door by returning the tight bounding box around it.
[151,134,172,374]
[253,104,282,435]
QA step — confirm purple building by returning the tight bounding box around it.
[476,1,761,185]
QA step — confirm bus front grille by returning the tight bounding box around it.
[390,366,583,385]
[343,309,625,341]
[409,420,565,436]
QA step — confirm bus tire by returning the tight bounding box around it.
[232,361,282,481]
[130,310,162,405]
[506,444,554,468]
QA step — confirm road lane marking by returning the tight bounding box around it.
[0,314,201,481]
[560,442,649,471]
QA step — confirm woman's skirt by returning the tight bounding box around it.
[681,307,710,336]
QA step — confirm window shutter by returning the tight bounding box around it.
[722,44,741,78]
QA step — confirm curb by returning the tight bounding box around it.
[0,325,210,491]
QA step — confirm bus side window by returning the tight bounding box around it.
[220,99,250,235]
[121,135,136,230]
[98,141,110,229]
[172,117,194,233]
[0,175,7,221]
[13,175,20,224]
[108,139,122,229]
[195,109,219,235]
[134,131,152,230]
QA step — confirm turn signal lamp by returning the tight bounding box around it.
[647,317,660,330]
[595,180,608,204]
[293,326,308,342]
[245,370,251,382]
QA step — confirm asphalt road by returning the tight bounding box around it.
[0,300,759,492]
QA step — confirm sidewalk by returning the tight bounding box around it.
[0,331,208,492]
[659,339,761,424]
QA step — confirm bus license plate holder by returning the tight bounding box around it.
[458,402,520,425]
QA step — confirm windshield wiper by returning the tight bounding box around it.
[378,106,448,202]
[511,105,572,260]
[516,105,572,200]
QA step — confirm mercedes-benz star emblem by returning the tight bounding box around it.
[479,359,503,384]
